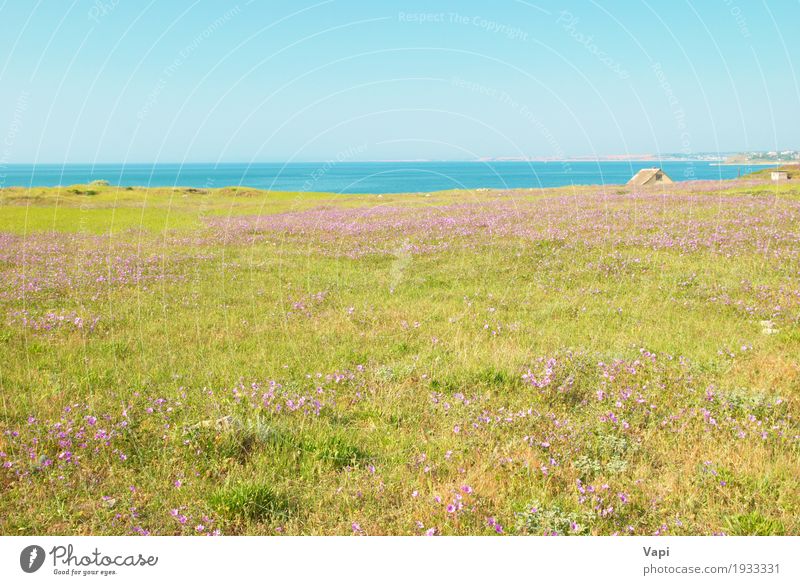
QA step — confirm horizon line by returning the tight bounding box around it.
[0,157,790,166]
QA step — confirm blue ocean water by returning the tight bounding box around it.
[0,161,768,194]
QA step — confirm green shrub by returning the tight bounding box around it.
[209,483,293,522]
[516,500,591,535]
[305,434,369,469]
[723,513,785,536]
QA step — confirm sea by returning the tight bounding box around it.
[0,161,770,194]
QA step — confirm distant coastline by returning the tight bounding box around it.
[0,160,773,194]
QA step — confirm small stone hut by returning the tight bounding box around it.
[626,168,673,187]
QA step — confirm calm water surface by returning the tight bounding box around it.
[0,161,768,194]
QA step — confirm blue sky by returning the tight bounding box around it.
[0,0,798,163]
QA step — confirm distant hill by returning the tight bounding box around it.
[743,165,798,179]
[725,151,800,165]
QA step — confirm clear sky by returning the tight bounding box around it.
[0,0,798,163]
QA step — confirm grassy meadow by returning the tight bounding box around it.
[0,179,798,536]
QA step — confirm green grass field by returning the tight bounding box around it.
[1,179,798,536]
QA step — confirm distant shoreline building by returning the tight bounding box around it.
[771,170,789,181]
[626,168,673,187]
